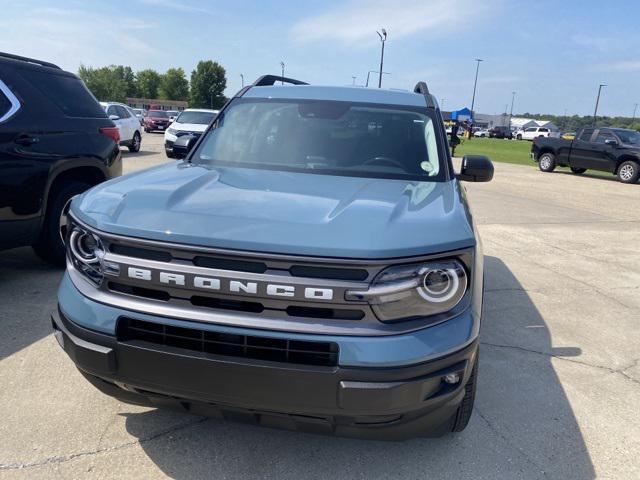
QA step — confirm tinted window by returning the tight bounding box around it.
[579,129,594,141]
[595,132,614,144]
[0,88,11,119]
[21,69,106,118]
[525,127,536,132]
[106,105,117,117]
[175,111,217,125]
[193,99,445,181]
[612,129,640,144]
[116,106,130,118]
[149,110,169,118]
[539,128,548,132]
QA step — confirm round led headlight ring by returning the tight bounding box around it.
[417,266,465,303]
[69,229,104,264]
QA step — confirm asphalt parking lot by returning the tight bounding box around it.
[1,132,639,479]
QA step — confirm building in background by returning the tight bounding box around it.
[511,117,559,131]
[126,98,188,111]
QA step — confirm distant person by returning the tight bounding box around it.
[450,120,461,156]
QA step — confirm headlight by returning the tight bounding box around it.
[345,260,468,322]
[68,223,106,285]
[167,127,177,135]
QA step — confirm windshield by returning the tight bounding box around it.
[176,111,217,125]
[149,110,169,118]
[614,129,640,144]
[192,99,446,181]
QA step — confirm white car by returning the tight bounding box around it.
[164,108,219,158]
[516,127,552,141]
[166,110,180,122]
[473,128,490,137]
[100,102,142,152]
[131,108,146,126]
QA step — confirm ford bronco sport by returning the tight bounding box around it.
[53,75,494,440]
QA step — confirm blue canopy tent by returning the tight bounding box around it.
[450,107,473,123]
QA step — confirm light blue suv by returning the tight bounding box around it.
[52,75,493,440]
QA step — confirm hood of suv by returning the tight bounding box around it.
[72,163,476,259]
[170,122,208,133]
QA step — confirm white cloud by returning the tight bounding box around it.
[139,0,214,14]
[597,59,640,73]
[291,0,493,45]
[0,7,157,71]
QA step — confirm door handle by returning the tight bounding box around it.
[15,134,39,146]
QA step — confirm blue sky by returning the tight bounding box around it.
[2,0,639,117]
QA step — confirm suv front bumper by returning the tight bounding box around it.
[53,309,477,440]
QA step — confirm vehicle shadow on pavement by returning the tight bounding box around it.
[122,256,595,479]
[0,247,63,360]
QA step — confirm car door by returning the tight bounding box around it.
[568,128,595,169]
[115,105,133,143]
[523,127,536,140]
[583,130,619,172]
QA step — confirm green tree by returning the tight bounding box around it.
[78,64,137,102]
[136,69,162,99]
[189,60,227,109]
[159,68,189,101]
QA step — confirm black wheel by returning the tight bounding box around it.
[617,161,639,184]
[480,134,485,138]
[128,131,141,152]
[516,134,522,140]
[538,153,556,172]
[32,180,91,266]
[144,127,150,133]
[166,150,175,159]
[570,167,586,174]
[451,355,478,432]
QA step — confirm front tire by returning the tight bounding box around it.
[166,150,175,159]
[128,131,141,152]
[516,134,522,140]
[538,153,556,172]
[451,356,478,432]
[32,180,91,266]
[617,161,640,184]
[570,167,586,174]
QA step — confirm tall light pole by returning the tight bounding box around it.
[593,84,606,126]
[509,91,516,129]
[240,73,244,88]
[376,29,387,88]
[441,98,445,110]
[366,70,389,87]
[352,76,356,86]
[280,61,285,85]
[470,59,483,125]
[632,103,638,123]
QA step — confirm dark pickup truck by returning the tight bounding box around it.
[531,127,640,183]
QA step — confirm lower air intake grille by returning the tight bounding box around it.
[116,317,339,367]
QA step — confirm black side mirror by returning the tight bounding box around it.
[604,138,618,146]
[457,155,494,182]
[173,135,197,159]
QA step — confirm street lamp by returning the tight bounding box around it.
[376,29,387,88]
[593,84,606,126]
[280,61,285,85]
[240,73,244,88]
[632,103,638,123]
[509,91,516,129]
[365,70,389,87]
[352,76,356,86]
[470,58,483,125]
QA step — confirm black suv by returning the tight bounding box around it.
[0,53,122,264]
[488,126,513,139]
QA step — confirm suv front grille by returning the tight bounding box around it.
[116,317,339,366]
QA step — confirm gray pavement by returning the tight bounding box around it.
[1,133,639,479]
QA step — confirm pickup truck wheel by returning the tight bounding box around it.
[32,180,91,266]
[128,132,141,152]
[451,355,478,432]
[570,167,586,174]
[516,134,522,140]
[617,161,640,184]
[538,153,556,172]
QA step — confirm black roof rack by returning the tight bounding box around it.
[414,81,436,108]
[0,52,61,70]
[253,75,308,87]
